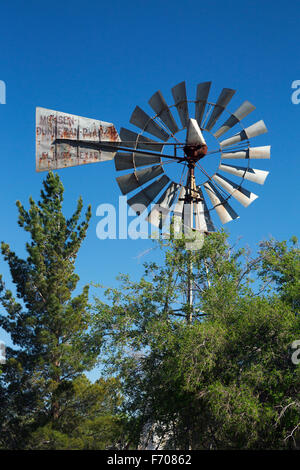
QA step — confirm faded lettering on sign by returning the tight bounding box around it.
[36,107,120,172]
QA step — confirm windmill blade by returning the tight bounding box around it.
[130,106,170,141]
[213,173,258,207]
[219,120,267,148]
[173,186,186,233]
[115,152,134,171]
[183,201,194,230]
[219,163,269,185]
[213,100,256,138]
[173,186,186,216]
[221,145,271,159]
[148,91,179,134]
[36,107,120,172]
[116,165,164,195]
[204,181,239,224]
[205,88,236,131]
[195,188,215,232]
[186,119,206,145]
[127,175,170,214]
[120,127,164,152]
[115,152,161,171]
[195,200,215,232]
[147,182,179,228]
[195,81,211,128]
[173,195,201,239]
[171,81,189,128]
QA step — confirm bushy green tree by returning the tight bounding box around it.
[95,232,300,449]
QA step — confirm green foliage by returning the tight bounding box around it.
[27,376,124,450]
[258,237,300,312]
[94,232,300,449]
[1,172,299,450]
[0,172,122,449]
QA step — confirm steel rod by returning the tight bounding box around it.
[54,139,185,161]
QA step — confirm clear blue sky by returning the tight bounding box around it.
[0,0,299,363]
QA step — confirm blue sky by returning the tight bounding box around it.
[0,0,299,369]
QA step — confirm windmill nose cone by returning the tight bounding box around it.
[186,118,206,146]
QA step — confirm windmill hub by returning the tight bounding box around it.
[184,118,208,166]
[183,143,208,164]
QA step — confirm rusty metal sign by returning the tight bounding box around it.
[36,107,120,172]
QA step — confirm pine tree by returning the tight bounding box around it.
[0,172,105,448]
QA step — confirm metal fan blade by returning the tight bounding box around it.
[173,186,186,216]
[186,119,206,145]
[195,188,215,232]
[173,186,186,233]
[130,106,170,141]
[248,146,270,159]
[127,175,170,214]
[147,182,179,228]
[221,145,271,159]
[219,120,268,148]
[115,152,134,171]
[134,154,161,168]
[204,181,239,224]
[148,91,179,134]
[116,165,164,195]
[183,202,194,230]
[115,152,161,171]
[205,88,236,131]
[213,174,258,207]
[120,127,164,152]
[213,101,256,138]
[171,81,189,128]
[195,82,211,127]
[219,163,269,185]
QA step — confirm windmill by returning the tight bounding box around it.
[35,81,270,321]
